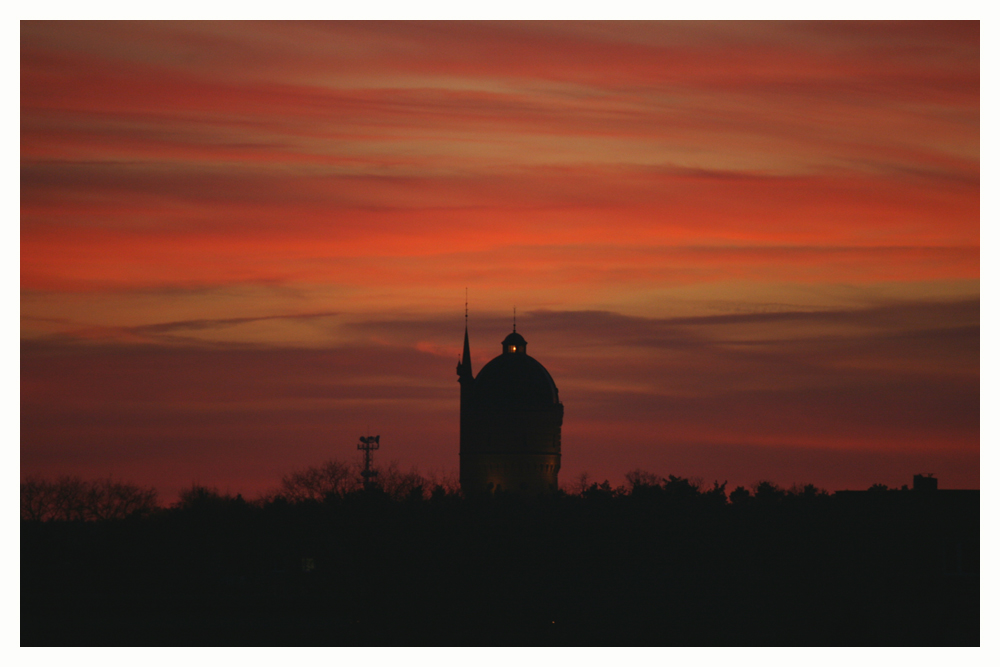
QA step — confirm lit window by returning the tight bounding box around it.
[511,346,517,352]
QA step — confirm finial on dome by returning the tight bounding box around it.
[513,307,516,332]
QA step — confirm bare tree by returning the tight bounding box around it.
[20,476,55,521]
[375,461,427,500]
[568,472,591,495]
[87,477,159,520]
[52,476,87,521]
[21,476,158,521]
[625,468,661,491]
[278,458,442,502]
[279,459,360,502]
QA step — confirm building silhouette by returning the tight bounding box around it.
[457,321,563,494]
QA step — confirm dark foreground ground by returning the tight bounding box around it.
[21,488,978,646]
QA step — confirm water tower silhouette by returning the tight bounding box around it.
[457,316,563,494]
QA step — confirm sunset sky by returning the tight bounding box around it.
[20,21,980,500]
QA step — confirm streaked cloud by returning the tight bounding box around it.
[20,21,978,497]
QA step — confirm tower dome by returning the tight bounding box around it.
[474,333,559,410]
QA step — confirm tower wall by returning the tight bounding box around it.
[461,451,560,495]
[460,391,563,494]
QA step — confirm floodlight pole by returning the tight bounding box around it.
[358,435,380,490]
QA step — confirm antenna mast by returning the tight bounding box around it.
[358,435,380,490]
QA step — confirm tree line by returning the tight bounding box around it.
[21,459,978,645]
[21,458,857,521]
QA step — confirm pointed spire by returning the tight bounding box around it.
[513,306,516,332]
[462,324,471,369]
[457,294,472,381]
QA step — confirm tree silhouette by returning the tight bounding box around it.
[663,474,701,499]
[624,468,661,491]
[581,480,616,500]
[20,476,55,521]
[753,480,785,503]
[276,458,432,503]
[569,471,591,495]
[20,476,157,521]
[704,479,728,506]
[279,459,359,501]
[20,465,979,646]
[373,461,427,500]
[86,478,159,520]
[787,483,828,501]
[729,485,751,504]
[174,484,240,511]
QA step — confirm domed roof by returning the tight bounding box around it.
[474,331,560,410]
